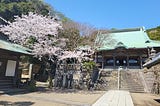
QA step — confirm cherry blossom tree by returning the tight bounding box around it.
[0,12,65,88]
[1,12,64,57]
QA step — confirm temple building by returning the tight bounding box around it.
[95,27,160,69]
[0,38,31,88]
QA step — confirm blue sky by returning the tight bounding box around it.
[45,0,160,29]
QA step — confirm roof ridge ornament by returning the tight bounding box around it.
[145,40,150,43]
[115,42,127,49]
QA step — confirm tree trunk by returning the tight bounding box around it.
[48,68,53,88]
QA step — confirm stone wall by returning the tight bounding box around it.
[143,64,160,94]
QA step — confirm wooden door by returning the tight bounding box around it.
[0,58,7,78]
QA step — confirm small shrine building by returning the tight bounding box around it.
[0,38,31,87]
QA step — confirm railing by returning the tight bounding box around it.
[117,66,123,90]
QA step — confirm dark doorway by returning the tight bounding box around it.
[0,58,7,78]
[115,56,127,66]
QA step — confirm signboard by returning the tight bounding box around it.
[5,60,16,76]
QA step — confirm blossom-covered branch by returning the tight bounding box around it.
[0,12,65,58]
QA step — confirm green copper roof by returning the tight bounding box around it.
[0,39,31,55]
[95,27,160,50]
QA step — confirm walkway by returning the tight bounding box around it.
[92,90,134,106]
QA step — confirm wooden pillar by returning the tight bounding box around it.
[102,51,104,69]
[13,56,20,87]
[127,55,129,68]
[113,56,116,67]
[140,56,142,69]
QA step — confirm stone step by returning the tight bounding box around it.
[0,85,13,89]
[121,90,144,93]
[122,86,144,90]
[0,83,13,86]
[0,88,27,94]
[121,86,144,90]
[121,83,143,86]
[0,79,13,89]
[120,86,144,89]
[0,80,12,83]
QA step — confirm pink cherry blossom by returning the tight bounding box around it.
[0,12,64,59]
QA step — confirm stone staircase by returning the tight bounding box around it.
[120,70,145,93]
[105,71,118,90]
[101,69,145,93]
[0,78,13,90]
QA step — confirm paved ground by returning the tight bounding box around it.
[0,95,67,106]
[0,88,160,106]
[0,90,104,106]
[92,90,134,106]
[131,93,160,106]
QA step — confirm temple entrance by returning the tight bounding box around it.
[104,55,142,69]
[115,56,127,66]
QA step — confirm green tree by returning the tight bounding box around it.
[0,0,68,23]
[147,26,160,40]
